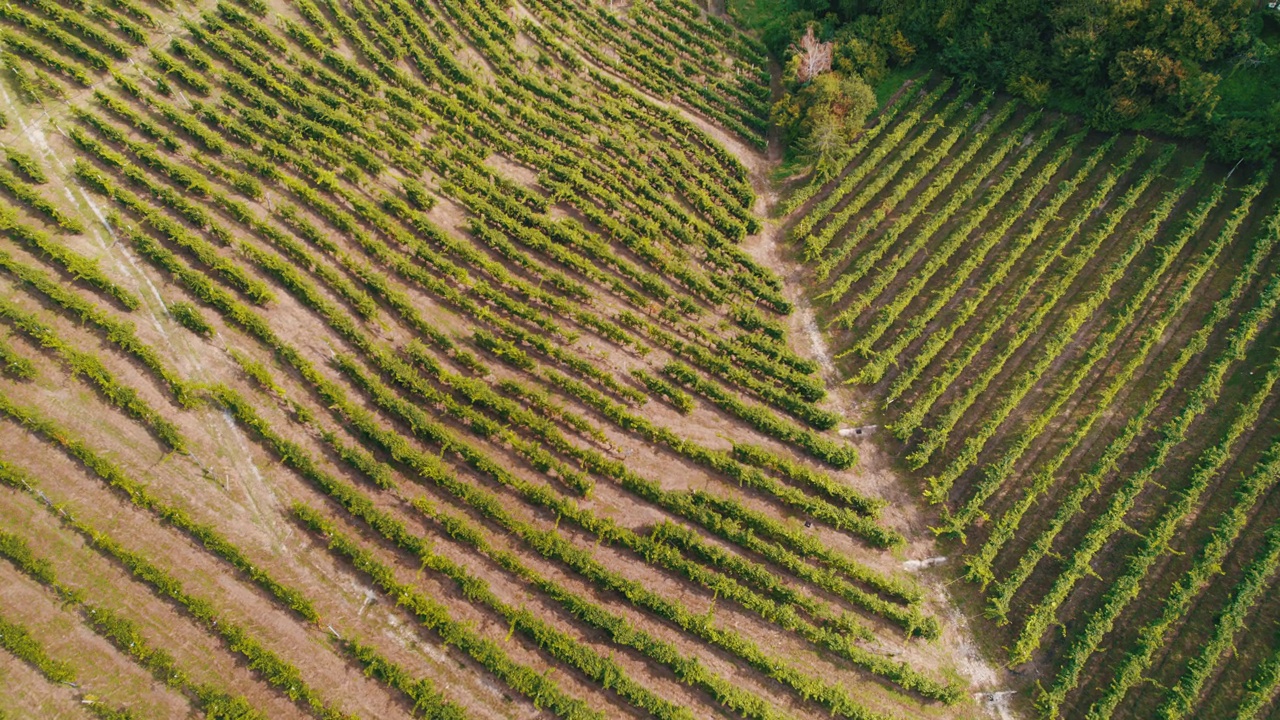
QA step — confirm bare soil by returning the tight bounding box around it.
[730,113,1019,718]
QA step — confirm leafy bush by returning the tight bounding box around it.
[169,301,213,337]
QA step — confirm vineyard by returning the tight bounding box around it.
[2,0,1271,715]
[0,0,994,719]
[788,77,1280,719]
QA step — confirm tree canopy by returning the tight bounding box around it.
[773,27,879,177]
[735,0,1280,160]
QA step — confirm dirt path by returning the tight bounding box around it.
[720,57,1022,720]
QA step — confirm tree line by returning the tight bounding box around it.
[735,0,1279,163]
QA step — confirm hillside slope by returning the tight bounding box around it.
[0,1,999,719]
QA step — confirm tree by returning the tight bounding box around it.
[802,107,847,176]
[774,60,876,175]
[793,25,833,82]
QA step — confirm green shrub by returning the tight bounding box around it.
[169,301,213,337]
[5,148,46,183]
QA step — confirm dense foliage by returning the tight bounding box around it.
[736,0,1280,160]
